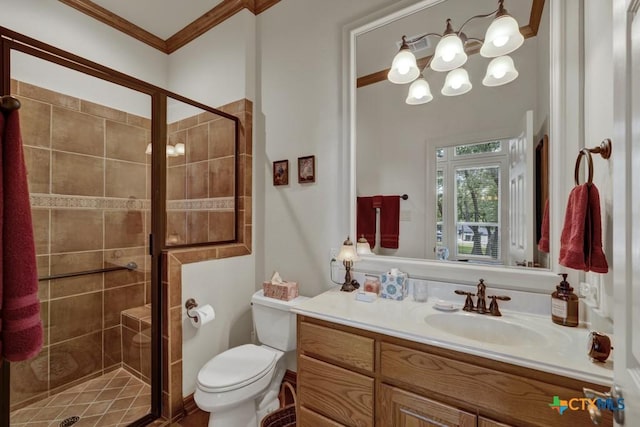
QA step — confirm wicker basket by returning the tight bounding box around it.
[260,382,296,427]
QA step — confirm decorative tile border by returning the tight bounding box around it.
[167,197,234,211]
[30,194,150,210]
[30,194,235,212]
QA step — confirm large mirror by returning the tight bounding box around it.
[346,0,582,291]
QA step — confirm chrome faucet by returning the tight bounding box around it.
[454,279,511,316]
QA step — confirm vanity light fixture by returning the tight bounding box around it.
[336,236,360,292]
[356,235,374,256]
[387,0,522,105]
[145,143,186,157]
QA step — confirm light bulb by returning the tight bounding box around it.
[388,48,420,84]
[175,142,185,155]
[442,68,471,96]
[145,143,152,155]
[483,55,518,87]
[397,62,410,75]
[406,78,433,105]
[492,35,509,48]
[492,66,507,79]
[441,49,456,63]
[166,145,176,157]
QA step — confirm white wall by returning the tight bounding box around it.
[181,256,255,395]
[256,0,397,297]
[583,0,614,328]
[0,0,167,87]
[167,10,256,107]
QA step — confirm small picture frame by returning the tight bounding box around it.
[298,155,315,183]
[273,159,289,186]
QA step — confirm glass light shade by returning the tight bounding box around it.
[480,14,524,58]
[387,49,420,84]
[441,68,472,96]
[166,145,177,157]
[336,237,360,262]
[175,142,186,155]
[483,55,519,86]
[431,34,467,72]
[145,143,152,155]
[356,236,374,255]
[405,77,433,105]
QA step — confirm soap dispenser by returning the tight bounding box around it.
[551,273,579,327]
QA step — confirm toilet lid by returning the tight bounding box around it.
[197,344,277,393]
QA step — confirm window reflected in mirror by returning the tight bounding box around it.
[436,142,504,264]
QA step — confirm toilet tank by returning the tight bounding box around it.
[251,290,309,351]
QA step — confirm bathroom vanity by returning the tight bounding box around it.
[293,288,613,427]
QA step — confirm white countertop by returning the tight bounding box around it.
[292,287,613,386]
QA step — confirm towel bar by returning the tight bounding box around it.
[574,138,612,185]
[38,261,138,281]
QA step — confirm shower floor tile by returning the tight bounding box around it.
[10,368,150,427]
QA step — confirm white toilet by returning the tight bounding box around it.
[194,289,308,427]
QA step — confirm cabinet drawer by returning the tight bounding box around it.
[298,406,346,427]
[298,355,374,427]
[380,342,611,427]
[299,321,374,372]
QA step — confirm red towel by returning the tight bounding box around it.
[559,183,608,273]
[380,195,400,249]
[0,108,43,361]
[357,197,376,249]
[537,199,550,253]
[559,184,589,270]
[586,184,608,273]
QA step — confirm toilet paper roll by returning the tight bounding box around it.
[190,304,215,328]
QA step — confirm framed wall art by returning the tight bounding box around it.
[298,155,315,183]
[273,159,289,186]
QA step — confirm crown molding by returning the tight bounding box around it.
[58,0,281,54]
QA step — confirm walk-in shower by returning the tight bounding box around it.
[1,26,239,427]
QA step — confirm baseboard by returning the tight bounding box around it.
[182,393,198,416]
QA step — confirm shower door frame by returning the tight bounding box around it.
[0,26,240,427]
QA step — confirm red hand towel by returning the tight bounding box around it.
[357,197,376,249]
[586,184,608,273]
[537,199,550,253]
[0,109,43,361]
[380,195,400,249]
[559,184,589,271]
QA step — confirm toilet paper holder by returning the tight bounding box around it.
[185,298,199,320]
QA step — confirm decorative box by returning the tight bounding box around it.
[262,280,299,301]
[380,269,408,301]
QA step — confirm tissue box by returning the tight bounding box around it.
[262,281,299,301]
[380,270,408,301]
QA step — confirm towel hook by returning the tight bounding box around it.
[574,139,612,186]
[0,95,21,115]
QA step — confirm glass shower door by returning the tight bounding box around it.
[7,49,155,427]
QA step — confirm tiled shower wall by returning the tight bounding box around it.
[166,111,236,246]
[10,80,152,410]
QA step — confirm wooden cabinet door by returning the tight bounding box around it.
[478,417,514,427]
[379,384,476,427]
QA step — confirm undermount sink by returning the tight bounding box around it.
[425,312,550,347]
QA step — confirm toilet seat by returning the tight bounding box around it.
[196,344,277,393]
